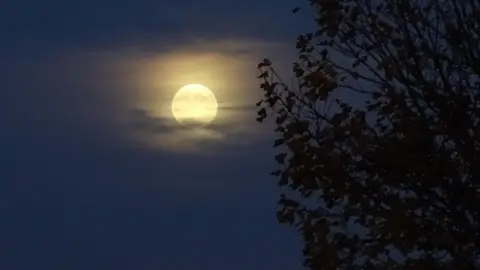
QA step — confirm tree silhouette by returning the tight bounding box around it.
[256,0,480,269]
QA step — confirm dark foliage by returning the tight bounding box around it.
[256,0,480,269]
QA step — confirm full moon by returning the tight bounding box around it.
[171,84,218,125]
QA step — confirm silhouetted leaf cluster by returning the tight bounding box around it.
[257,0,480,269]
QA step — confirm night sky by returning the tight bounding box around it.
[0,0,314,269]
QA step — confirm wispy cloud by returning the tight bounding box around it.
[124,104,264,154]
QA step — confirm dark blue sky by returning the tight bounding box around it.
[0,0,313,269]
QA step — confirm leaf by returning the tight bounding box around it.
[276,114,287,125]
[256,107,267,122]
[257,107,266,116]
[275,153,288,164]
[266,96,279,107]
[286,97,295,112]
[257,71,268,79]
[257,58,271,68]
[271,170,281,176]
[273,138,284,147]
[350,71,359,79]
[279,172,289,186]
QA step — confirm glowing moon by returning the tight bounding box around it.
[171,84,218,125]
